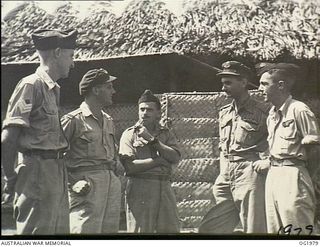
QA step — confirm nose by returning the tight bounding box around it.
[222,84,226,91]
[70,61,75,69]
[258,84,263,91]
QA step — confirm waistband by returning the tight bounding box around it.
[22,149,66,159]
[270,157,306,167]
[128,173,170,181]
[226,153,259,162]
[67,162,116,173]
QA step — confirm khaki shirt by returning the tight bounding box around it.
[119,123,180,176]
[61,102,117,168]
[2,67,68,151]
[267,95,320,160]
[219,95,270,158]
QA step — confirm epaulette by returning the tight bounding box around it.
[63,108,82,119]
[219,103,232,112]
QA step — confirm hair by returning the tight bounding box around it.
[265,68,295,91]
[37,49,54,63]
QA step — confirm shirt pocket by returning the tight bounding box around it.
[279,119,296,139]
[40,103,59,132]
[235,120,260,146]
[78,131,97,157]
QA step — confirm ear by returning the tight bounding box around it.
[278,80,285,90]
[92,86,100,95]
[53,47,61,58]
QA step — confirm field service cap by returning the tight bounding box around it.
[32,29,77,50]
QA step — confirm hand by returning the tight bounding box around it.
[252,159,270,174]
[136,125,154,142]
[1,174,17,205]
[72,180,91,196]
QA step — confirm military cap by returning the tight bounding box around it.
[257,62,300,75]
[79,68,117,95]
[31,29,77,50]
[138,90,161,108]
[217,61,252,78]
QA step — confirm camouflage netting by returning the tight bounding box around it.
[1,0,320,63]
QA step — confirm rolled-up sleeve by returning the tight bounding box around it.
[2,82,35,129]
[119,129,135,158]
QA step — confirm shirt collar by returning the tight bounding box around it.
[231,94,251,113]
[270,95,292,116]
[35,67,60,90]
[133,121,167,131]
[80,102,94,117]
[79,102,110,119]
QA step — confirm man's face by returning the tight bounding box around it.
[138,102,161,126]
[221,76,246,98]
[95,81,116,107]
[259,72,279,104]
[57,49,75,79]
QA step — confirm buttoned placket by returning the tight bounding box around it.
[270,110,283,149]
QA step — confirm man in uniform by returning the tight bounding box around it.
[1,28,77,234]
[119,90,181,233]
[258,63,320,235]
[61,68,122,234]
[199,61,270,234]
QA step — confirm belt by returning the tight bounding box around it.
[67,163,115,173]
[270,157,306,167]
[23,149,66,159]
[226,153,259,162]
[129,173,170,181]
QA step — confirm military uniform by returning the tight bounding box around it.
[266,95,320,234]
[61,102,121,233]
[200,95,270,233]
[2,67,69,234]
[119,123,180,233]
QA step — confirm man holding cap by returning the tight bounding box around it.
[119,90,181,233]
[1,28,77,234]
[199,61,270,234]
[258,63,320,234]
[61,68,122,234]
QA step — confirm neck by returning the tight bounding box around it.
[144,122,157,133]
[273,93,290,110]
[85,98,103,118]
[40,62,60,82]
[233,91,249,106]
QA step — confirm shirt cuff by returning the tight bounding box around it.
[301,135,320,145]
[2,117,29,129]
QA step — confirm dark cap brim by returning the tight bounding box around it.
[216,71,241,77]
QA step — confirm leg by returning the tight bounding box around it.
[233,161,267,233]
[276,166,315,235]
[14,158,69,235]
[101,171,121,233]
[265,168,283,234]
[156,181,180,233]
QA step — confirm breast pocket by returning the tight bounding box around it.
[235,120,260,146]
[79,132,97,157]
[41,103,59,131]
[279,119,296,139]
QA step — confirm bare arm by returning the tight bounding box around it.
[120,156,170,176]
[1,127,21,179]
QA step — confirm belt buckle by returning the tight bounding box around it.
[56,151,65,159]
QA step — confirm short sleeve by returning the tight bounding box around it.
[296,109,320,137]
[2,82,35,129]
[165,130,181,157]
[119,129,135,158]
